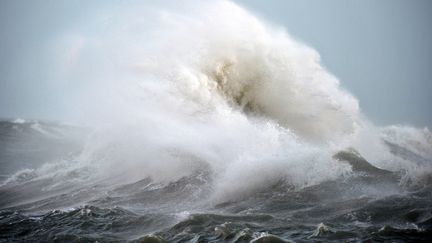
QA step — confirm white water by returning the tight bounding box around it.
[6,0,432,201]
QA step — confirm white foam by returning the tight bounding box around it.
[12,118,26,124]
[18,0,430,201]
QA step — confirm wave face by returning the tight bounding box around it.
[1,1,431,242]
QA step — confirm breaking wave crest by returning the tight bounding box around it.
[2,0,432,204]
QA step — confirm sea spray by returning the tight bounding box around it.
[8,0,429,200]
[1,1,431,241]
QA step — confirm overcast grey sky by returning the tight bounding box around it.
[0,0,431,128]
[235,0,432,128]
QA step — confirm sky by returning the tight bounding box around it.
[0,0,431,128]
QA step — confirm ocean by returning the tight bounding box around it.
[1,1,431,242]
